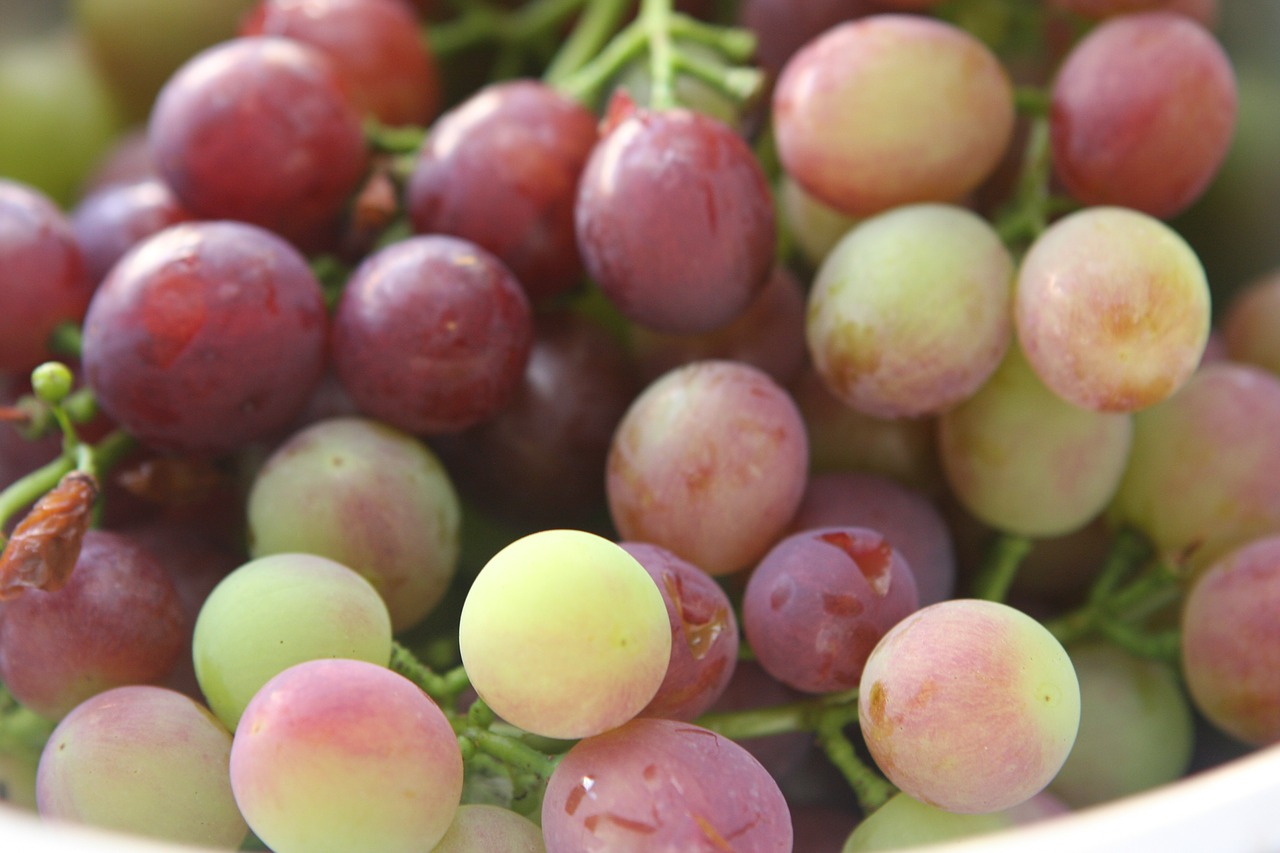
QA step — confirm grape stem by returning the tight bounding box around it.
[1042,529,1184,664]
[696,687,899,814]
[0,685,56,755]
[387,640,471,711]
[971,532,1035,602]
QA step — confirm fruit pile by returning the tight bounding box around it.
[1,0,1278,851]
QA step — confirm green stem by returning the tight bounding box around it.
[994,113,1053,248]
[388,641,471,710]
[46,323,83,360]
[0,455,74,545]
[815,712,897,814]
[428,3,503,58]
[668,13,755,62]
[463,728,560,779]
[972,532,1034,602]
[543,0,633,88]
[1013,85,1051,116]
[1088,527,1154,606]
[695,687,859,741]
[641,0,677,109]
[671,47,763,104]
[551,19,647,105]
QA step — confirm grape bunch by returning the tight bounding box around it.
[0,1,1277,852]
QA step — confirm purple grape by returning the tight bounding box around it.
[70,178,194,287]
[407,79,599,301]
[331,235,534,436]
[81,221,328,456]
[148,36,368,249]
[620,542,739,721]
[744,526,919,693]
[576,104,776,334]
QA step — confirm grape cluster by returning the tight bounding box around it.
[0,1,1276,852]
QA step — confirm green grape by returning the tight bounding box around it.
[193,552,393,731]
[843,792,1015,851]
[458,529,671,739]
[432,803,546,853]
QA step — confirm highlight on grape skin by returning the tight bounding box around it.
[858,598,1081,814]
[229,658,463,853]
[458,529,672,740]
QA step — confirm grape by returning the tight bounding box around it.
[1108,362,1280,572]
[772,15,1014,217]
[619,542,739,721]
[0,747,40,811]
[859,599,1080,814]
[736,0,872,79]
[432,803,545,853]
[1222,268,1280,376]
[230,658,463,853]
[1014,206,1211,413]
[842,793,1015,851]
[575,104,777,334]
[69,178,194,287]
[241,0,441,127]
[36,685,247,848]
[789,471,956,606]
[777,175,861,270]
[787,364,943,494]
[541,717,792,852]
[458,530,671,739]
[147,36,368,250]
[80,221,329,456]
[0,179,93,374]
[606,360,809,576]
[0,33,124,206]
[937,344,1134,537]
[1049,642,1194,807]
[80,128,156,194]
[429,310,638,531]
[331,234,534,436]
[626,264,809,387]
[193,551,393,731]
[0,530,185,720]
[806,204,1014,419]
[1181,535,1280,745]
[1049,11,1237,218]
[406,80,599,302]
[1053,0,1217,23]
[245,416,461,632]
[744,527,918,694]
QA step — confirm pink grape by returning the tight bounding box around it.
[1181,535,1280,745]
[606,360,809,576]
[230,659,462,853]
[1108,361,1280,572]
[859,599,1080,814]
[1014,206,1210,413]
[1050,11,1237,218]
[542,717,792,852]
[69,178,194,287]
[1222,267,1280,376]
[36,685,247,848]
[773,15,1014,217]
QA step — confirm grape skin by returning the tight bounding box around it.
[458,530,672,740]
[36,685,247,848]
[606,360,809,576]
[192,551,394,731]
[858,599,1081,814]
[432,803,545,853]
[230,658,463,853]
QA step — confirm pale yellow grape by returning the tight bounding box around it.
[458,530,671,739]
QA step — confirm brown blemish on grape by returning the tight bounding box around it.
[867,681,888,728]
[822,592,864,617]
[817,530,894,595]
[583,813,658,834]
[642,764,659,782]
[693,814,735,851]
[663,572,728,660]
[564,780,590,816]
